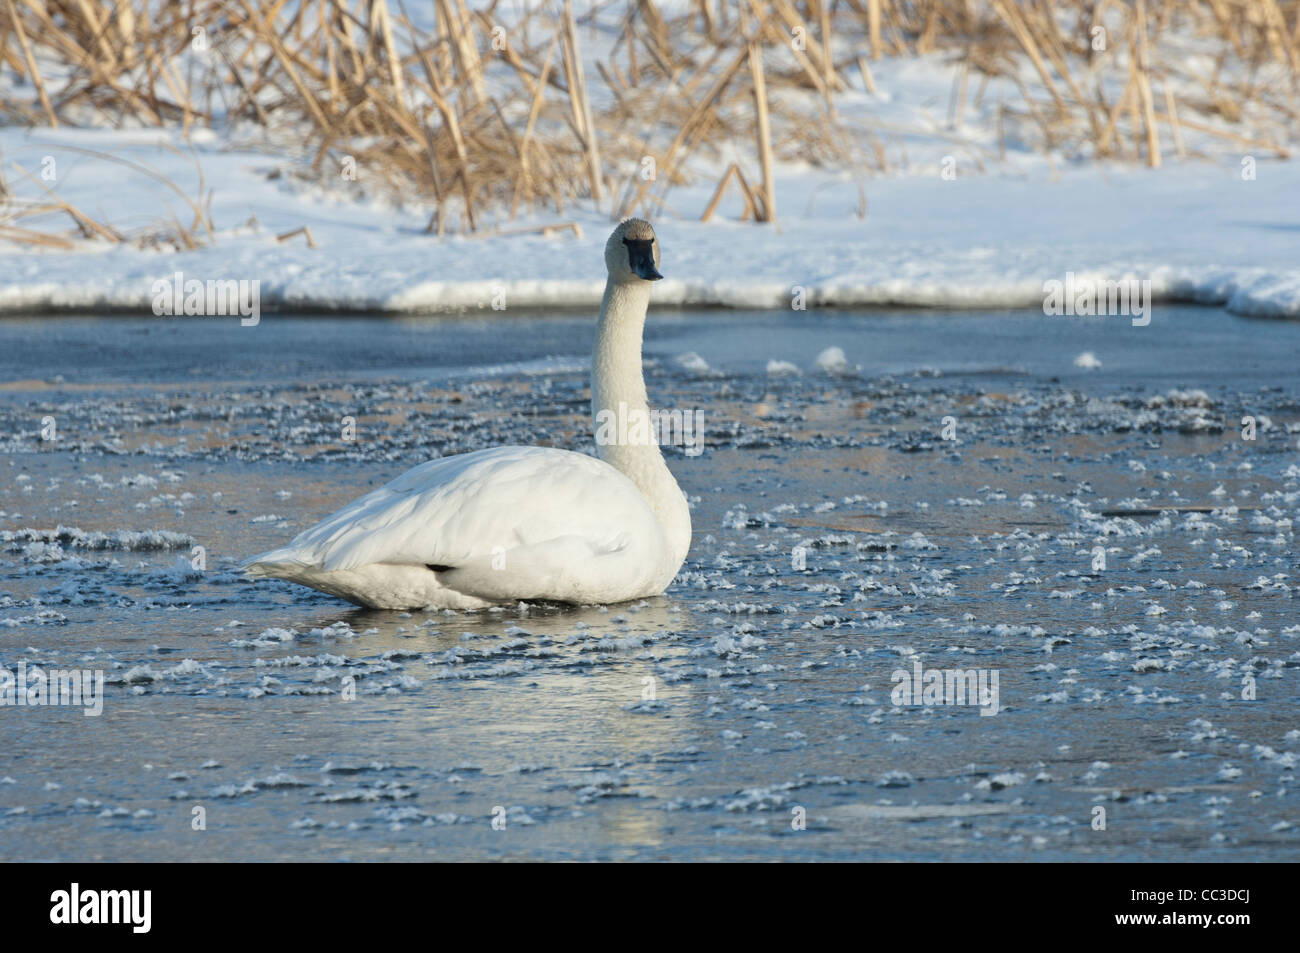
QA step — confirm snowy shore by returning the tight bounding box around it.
[2,125,1299,320]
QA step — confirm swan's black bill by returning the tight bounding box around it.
[622,237,663,280]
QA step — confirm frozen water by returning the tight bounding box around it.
[0,306,1296,860]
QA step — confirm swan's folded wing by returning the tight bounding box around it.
[257,446,663,579]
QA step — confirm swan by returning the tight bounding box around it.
[242,218,692,610]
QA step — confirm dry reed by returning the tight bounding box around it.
[0,1,1294,238]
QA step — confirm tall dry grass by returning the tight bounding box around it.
[0,0,1296,238]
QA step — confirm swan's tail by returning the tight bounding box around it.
[241,553,490,610]
[240,547,315,580]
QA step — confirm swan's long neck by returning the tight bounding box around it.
[591,279,691,571]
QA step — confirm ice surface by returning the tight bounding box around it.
[0,307,1296,860]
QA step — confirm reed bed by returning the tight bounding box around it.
[0,0,1296,239]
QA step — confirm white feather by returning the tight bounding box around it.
[243,446,670,607]
[243,219,691,610]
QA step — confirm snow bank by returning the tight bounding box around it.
[3,127,1300,320]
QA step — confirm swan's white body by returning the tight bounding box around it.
[242,220,691,610]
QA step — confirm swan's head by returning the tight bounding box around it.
[605,218,663,283]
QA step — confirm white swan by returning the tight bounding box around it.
[242,219,692,610]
